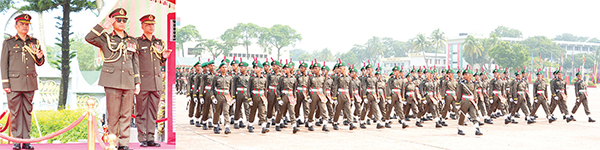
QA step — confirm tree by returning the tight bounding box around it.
[352,36,386,63]
[430,29,447,66]
[289,49,309,60]
[490,26,522,38]
[488,41,529,71]
[315,48,333,62]
[0,0,14,13]
[411,34,430,67]
[226,23,260,59]
[72,34,100,71]
[520,36,565,63]
[257,24,302,60]
[462,35,483,65]
[176,25,201,57]
[382,37,409,57]
[553,33,590,42]
[195,39,231,59]
[338,51,360,66]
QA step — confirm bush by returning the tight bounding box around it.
[30,109,89,143]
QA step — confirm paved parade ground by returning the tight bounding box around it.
[175,86,599,150]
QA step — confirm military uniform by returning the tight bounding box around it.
[403,74,421,124]
[275,68,299,133]
[456,71,483,135]
[266,62,281,126]
[332,71,356,130]
[233,63,251,129]
[417,76,442,127]
[360,72,383,128]
[211,64,234,134]
[384,68,408,128]
[134,14,168,144]
[2,14,45,148]
[307,64,330,131]
[294,65,310,125]
[531,76,556,123]
[551,73,573,122]
[350,74,363,121]
[571,73,594,122]
[510,72,532,123]
[200,66,216,128]
[442,75,458,119]
[248,63,269,133]
[85,8,140,148]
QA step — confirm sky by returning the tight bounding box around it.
[178,0,600,55]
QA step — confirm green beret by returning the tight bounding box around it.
[375,71,380,75]
[262,61,270,67]
[240,61,249,67]
[365,64,372,69]
[200,62,207,67]
[576,71,581,76]
[312,63,321,68]
[218,62,227,69]
[503,69,509,74]
[514,70,521,76]
[406,73,412,78]
[389,72,394,76]
[360,66,365,71]
[207,60,215,65]
[299,62,308,68]
[536,70,542,75]
[271,60,281,66]
[288,62,295,67]
[350,67,358,73]
[253,61,263,68]
[322,65,330,71]
[231,59,240,65]
[283,63,290,69]
[462,69,473,75]
[338,62,346,67]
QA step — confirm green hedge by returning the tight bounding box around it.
[29,109,89,143]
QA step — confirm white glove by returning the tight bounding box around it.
[232,99,236,104]
[513,100,518,104]
[423,100,427,104]
[376,99,380,103]
[249,101,253,106]
[308,99,312,103]
[333,100,338,105]
[554,96,558,100]
[534,99,538,103]
[441,100,446,105]
[490,99,494,103]
[194,98,198,103]
[278,100,283,105]
[576,99,580,102]
[200,98,205,104]
[402,101,407,105]
[364,99,368,104]
[387,100,392,104]
[212,98,217,104]
[509,98,514,103]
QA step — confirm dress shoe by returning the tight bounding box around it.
[450,114,457,120]
[315,121,322,126]
[139,141,148,147]
[262,127,270,134]
[275,125,282,131]
[435,122,442,128]
[224,127,231,134]
[350,124,357,130]
[376,123,384,129]
[527,119,536,124]
[281,124,287,128]
[385,122,392,128]
[12,143,20,150]
[322,126,330,132]
[147,141,161,147]
[405,118,410,121]
[567,116,574,123]
[308,126,315,131]
[293,127,300,134]
[505,118,511,124]
[271,119,276,125]
[514,113,520,118]
[360,123,367,129]
[534,115,538,119]
[402,122,409,129]
[458,130,465,135]
[441,121,448,126]
[248,126,255,133]
[475,128,483,136]
[589,117,596,123]
[203,123,208,130]
[353,118,358,123]
[214,126,220,134]
[208,122,214,128]
[416,121,423,127]
[195,121,202,127]
[266,122,271,128]
[392,114,398,119]
[305,122,309,128]
[118,146,132,150]
[511,119,518,124]
[328,119,333,124]
[478,122,484,126]
[549,117,557,123]
[234,123,240,129]
[298,119,304,125]
[563,115,566,120]
[230,118,235,124]
[190,119,194,125]
[485,119,494,124]
[333,124,339,130]
[22,143,34,149]
[343,120,349,126]
[239,121,246,128]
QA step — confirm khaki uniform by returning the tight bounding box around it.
[360,76,381,122]
[308,75,328,123]
[477,78,490,117]
[457,79,480,125]
[572,79,590,115]
[187,72,200,119]
[323,76,335,120]
[548,78,561,114]
[403,80,420,119]
[248,74,268,124]
[417,79,439,119]
[350,77,362,118]
[532,79,552,117]
[276,74,297,125]
[294,74,310,121]
[332,75,353,123]
[266,72,281,122]
[384,76,405,121]
[510,79,530,116]
[442,78,458,119]
[135,35,166,142]
[489,78,508,116]
[200,72,216,122]
[1,35,45,140]
[551,78,570,116]
[86,24,140,146]
[212,74,234,125]
[233,73,251,123]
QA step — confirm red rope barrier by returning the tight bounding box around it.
[132,114,168,123]
[92,118,108,150]
[0,114,10,132]
[0,112,86,143]
[0,110,7,120]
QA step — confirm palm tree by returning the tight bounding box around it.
[412,34,430,67]
[429,29,447,67]
[462,35,483,66]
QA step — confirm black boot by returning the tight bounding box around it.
[190,119,194,125]
[262,127,270,134]
[458,130,465,135]
[315,121,322,126]
[140,141,148,147]
[333,123,339,130]
[248,126,254,133]
[343,120,349,126]
[366,119,371,125]
[392,114,398,119]
[293,127,300,134]
[12,143,20,150]
[284,117,290,125]
[350,124,357,130]
[203,123,208,130]
[298,119,304,125]
[511,118,519,124]
[475,128,483,136]
[589,117,596,123]
[402,122,409,129]
[322,125,330,132]
[478,122,484,126]
[353,118,358,123]
[450,114,457,120]
[208,122,214,128]
[416,121,423,127]
[280,123,288,128]
[239,121,246,128]
[549,117,557,124]
[214,126,220,134]
[435,121,442,128]
[195,121,202,127]
[360,123,367,129]
[328,118,333,124]
[485,119,494,124]
[527,118,536,124]
[147,141,161,147]
[234,123,240,129]
[224,127,231,134]
[405,117,410,121]
[271,119,276,126]
[276,125,282,131]
[305,121,309,127]
[376,123,385,129]
[505,118,511,124]
[514,113,520,118]
[441,120,448,126]
[118,146,132,150]
[385,122,392,128]
[308,126,315,131]
[266,122,271,128]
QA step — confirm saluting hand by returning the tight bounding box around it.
[101,17,116,30]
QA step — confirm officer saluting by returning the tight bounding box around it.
[85,8,140,150]
[2,14,45,150]
[135,14,171,147]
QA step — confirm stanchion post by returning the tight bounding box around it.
[87,99,96,150]
[108,134,117,150]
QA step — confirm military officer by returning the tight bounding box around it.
[135,14,171,147]
[189,61,203,127]
[531,69,557,123]
[2,14,45,150]
[571,70,595,122]
[456,67,483,136]
[85,8,140,150]
[211,62,234,134]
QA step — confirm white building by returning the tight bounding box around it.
[179,42,290,64]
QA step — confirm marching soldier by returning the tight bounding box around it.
[2,13,45,150]
[510,69,535,124]
[135,14,171,147]
[200,60,216,130]
[571,70,596,122]
[322,65,335,125]
[456,67,483,136]
[233,58,251,129]
[417,68,444,128]
[211,62,234,134]
[350,66,363,124]
[189,62,203,127]
[531,69,557,123]
[548,71,563,117]
[359,63,384,129]
[441,67,458,121]
[551,69,575,122]
[266,59,282,128]
[332,63,359,130]
[477,71,493,124]
[85,8,140,150]
[306,61,331,131]
[383,65,409,128]
[247,58,270,133]
[294,61,310,127]
[176,68,181,94]
[275,62,301,133]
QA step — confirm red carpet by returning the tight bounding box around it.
[0,142,175,150]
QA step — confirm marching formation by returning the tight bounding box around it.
[183,57,596,136]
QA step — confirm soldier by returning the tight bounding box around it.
[403,73,421,126]
[2,14,45,150]
[350,66,363,124]
[294,61,310,127]
[247,58,270,133]
[189,61,203,127]
[306,61,331,131]
[510,69,535,124]
[441,67,459,121]
[182,67,190,96]
[322,64,335,125]
[200,60,216,130]
[571,70,595,122]
[85,8,140,150]
[417,68,444,128]
[135,14,171,147]
[383,65,409,128]
[359,62,384,129]
[266,59,281,128]
[233,58,251,129]
[531,69,558,123]
[228,58,240,123]
[456,67,483,136]
[374,66,387,122]
[552,69,575,122]
[331,63,359,130]
[211,62,234,134]
[477,70,493,124]
[275,62,301,133]
[548,70,562,117]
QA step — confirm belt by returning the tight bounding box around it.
[205,86,211,89]
[236,87,247,91]
[492,90,501,94]
[406,92,415,95]
[446,91,455,94]
[462,95,474,99]
[269,86,277,90]
[297,87,307,91]
[537,91,544,94]
[377,89,384,92]
[216,89,230,93]
[391,89,401,92]
[282,90,294,94]
[252,90,265,94]
[325,90,331,93]
[338,89,349,92]
[517,91,526,94]
[310,88,323,92]
[353,90,359,93]
[475,89,482,92]
[506,88,510,91]
[366,89,376,92]
[579,90,587,92]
